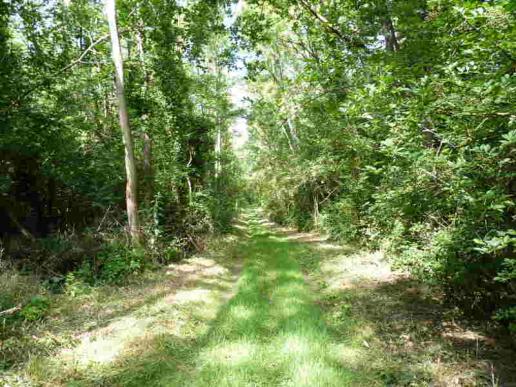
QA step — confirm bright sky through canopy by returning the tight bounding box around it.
[225,0,249,150]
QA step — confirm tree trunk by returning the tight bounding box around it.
[105,0,141,244]
[384,16,399,52]
[215,125,222,178]
[143,131,154,202]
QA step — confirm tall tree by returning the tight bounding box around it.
[105,0,140,243]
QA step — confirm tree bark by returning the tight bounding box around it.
[105,0,141,244]
[384,16,399,52]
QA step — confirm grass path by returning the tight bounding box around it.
[181,213,361,386]
[6,210,515,386]
[95,211,363,386]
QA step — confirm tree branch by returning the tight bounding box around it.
[298,0,366,49]
[0,305,22,317]
[56,33,110,75]
[2,30,127,114]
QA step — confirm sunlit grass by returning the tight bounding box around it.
[1,235,241,386]
[5,210,511,386]
[81,212,367,386]
[176,212,363,387]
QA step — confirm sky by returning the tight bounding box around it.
[225,0,250,150]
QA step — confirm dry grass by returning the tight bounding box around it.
[0,235,242,386]
[285,227,516,386]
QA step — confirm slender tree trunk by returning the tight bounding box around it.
[313,194,320,227]
[211,59,223,179]
[281,123,295,152]
[105,0,141,244]
[215,124,222,178]
[384,16,399,52]
[143,131,153,201]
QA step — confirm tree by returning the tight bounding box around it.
[105,0,140,244]
[239,0,516,326]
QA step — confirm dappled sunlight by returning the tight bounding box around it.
[169,288,213,304]
[253,213,516,385]
[330,344,367,369]
[19,212,514,386]
[175,214,361,386]
[56,283,221,369]
[166,256,225,276]
[313,260,516,385]
[290,359,345,386]
[256,219,276,227]
[233,223,248,232]
[230,305,255,320]
[280,334,311,356]
[61,315,153,366]
[315,241,350,251]
[28,241,242,384]
[282,232,328,243]
[273,300,304,320]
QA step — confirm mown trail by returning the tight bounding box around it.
[180,213,360,386]
[15,210,515,386]
[101,211,362,386]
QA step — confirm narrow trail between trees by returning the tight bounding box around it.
[11,210,516,386]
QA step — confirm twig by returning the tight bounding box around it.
[96,205,112,232]
[0,305,21,317]
[298,0,366,49]
[56,33,111,75]
[6,209,36,241]
[319,187,339,205]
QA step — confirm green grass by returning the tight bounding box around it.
[188,222,360,386]
[89,212,364,386]
[4,210,514,386]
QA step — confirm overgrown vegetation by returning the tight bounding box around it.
[239,0,516,333]
[1,0,515,384]
[0,0,242,371]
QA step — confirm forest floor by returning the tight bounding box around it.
[2,210,516,386]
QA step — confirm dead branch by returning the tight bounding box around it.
[0,305,22,317]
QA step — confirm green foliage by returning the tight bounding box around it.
[1,0,244,377]
[494,306,516,336]
[64,271,92,298]
[96,245,146,284]
[20,296,50,322]
[1,0,242,278]
[241,0,516,327]
[319,198,361,241]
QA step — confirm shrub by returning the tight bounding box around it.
[19,296,50,321]
[96,243,146,284]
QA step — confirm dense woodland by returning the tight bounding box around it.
[241,0,515,329]
[1,0,240,271]
[0,0,515,384]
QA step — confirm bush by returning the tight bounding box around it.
[19,296,50,321]
[320,198,361,241]
[96,243,146,284]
